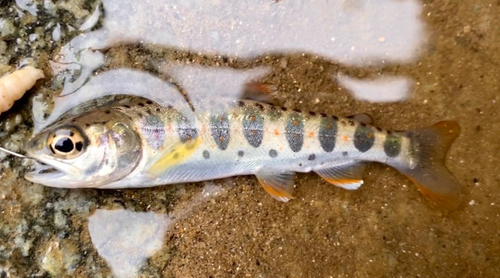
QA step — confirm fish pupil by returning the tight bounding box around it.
[55,137,74,153]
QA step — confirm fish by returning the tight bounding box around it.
[24,93,462,209]
[0,66,44,114]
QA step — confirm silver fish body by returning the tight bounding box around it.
[25,96,462,209]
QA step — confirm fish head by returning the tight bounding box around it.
[25,108,142,188]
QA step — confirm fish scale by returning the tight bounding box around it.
[25,95,462,210]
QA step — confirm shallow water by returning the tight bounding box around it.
[0,0,499,277]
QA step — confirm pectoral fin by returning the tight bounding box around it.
[314,161,367,190]
[146,137,202,177]
[255,168,295,202]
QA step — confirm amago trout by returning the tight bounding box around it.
[25,95,462,209]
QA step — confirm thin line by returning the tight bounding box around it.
[0,147,28,158]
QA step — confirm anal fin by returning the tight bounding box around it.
[255,168,295,202]
[314,161,367,190]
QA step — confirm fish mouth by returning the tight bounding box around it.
[25,161,67,182]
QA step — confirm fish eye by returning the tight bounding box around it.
[48,127,85,158]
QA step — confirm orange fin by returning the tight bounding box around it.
[242,81,277,104]
[255,168,295,202]
[314,161,367,190]
[393,121,462,210]
[322,178,364,190]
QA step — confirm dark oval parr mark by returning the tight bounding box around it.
[384,134,402,157]
[354,125,375,152]
[318,117,338,152]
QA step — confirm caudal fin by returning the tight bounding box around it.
[397,121,462,210]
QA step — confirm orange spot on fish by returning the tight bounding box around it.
[202,125,206,133]
[279,146,283,151]
[167,124,172,131]
[308,132,314,138]
[274,129,280,136]
[342,135,348,142]
[293,120,299,126]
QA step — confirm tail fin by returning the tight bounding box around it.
[397,121,462,210]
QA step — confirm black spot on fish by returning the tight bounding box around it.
[177,113,198,143]
[141,115,166,150]
[155,108,161,112]
[318,117,338,152]
[269,149,278,158]
[138,102,145,107]
[285,112,304,152]
[332,115,339,121]
[308,111,317,117]
[238,150,244,157]
[75,141,83,152]
[255,103,265,111]
[210,113,230,150]
[137,113,143,118]
[173,153,180,159]
[384,134,402,157]
[320,113,327,118]
[146,109,152,115]
[146,100,153,105]
[69,131,74,137]
[354,125,375,152]
[203,150,210,159]
[242,111,264,148]
[308,154,316,161]
[105,110,111,114]
[123,105,131,109]
[268,105,282,121]
[376,127,383,132]
[237,101,245,107]
[293,108,302,113]
[342,151,348,156]
[280,107,288,112]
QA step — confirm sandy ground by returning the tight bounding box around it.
[0,0,499,277]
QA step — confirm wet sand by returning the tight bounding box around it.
[0,0,499,277]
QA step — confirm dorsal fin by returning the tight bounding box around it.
[346,113,374,125]
[241,81,277,105]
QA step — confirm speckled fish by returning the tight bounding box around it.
[25,92,462,209]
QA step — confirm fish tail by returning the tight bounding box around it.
[393,121,462,210]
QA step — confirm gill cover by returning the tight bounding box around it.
[25,108,143,188]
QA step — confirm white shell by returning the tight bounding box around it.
[0,66,44,114]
